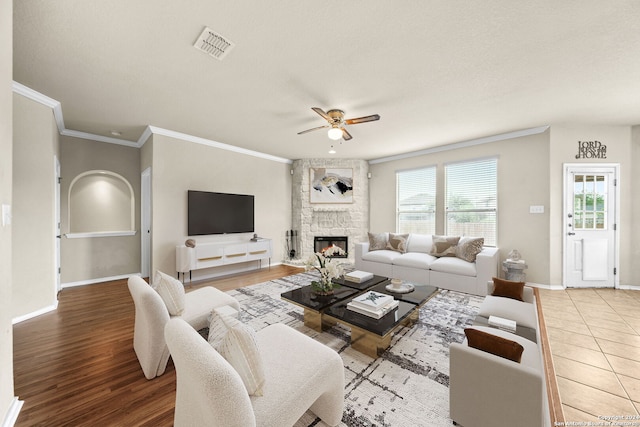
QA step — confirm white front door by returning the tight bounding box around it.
[563,164,618,288]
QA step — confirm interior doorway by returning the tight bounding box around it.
[563,164,619,288]
[141,167,152,279]
[55,155,61,293]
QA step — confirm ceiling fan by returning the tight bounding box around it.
[297,107,380,141]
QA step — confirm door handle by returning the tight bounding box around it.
[568,232,575,236]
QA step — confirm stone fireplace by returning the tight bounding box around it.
[290,159,369,263]
[313,236,348,258]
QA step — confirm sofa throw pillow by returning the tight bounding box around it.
[208,311,266,396]
[368,232,388,251]
[492,277,525,302]
[152,271,185,316]
[464,328,524,363]
[386,233,409,253]
[455,236,484,262]
[429,235,460,257]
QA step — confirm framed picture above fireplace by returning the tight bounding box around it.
[310,167,353,203]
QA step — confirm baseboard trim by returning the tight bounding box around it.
[62,273,138,289]
[1,397,24,427]
[617,284,640,291]
[12,302,58,324]
[524,282,565,291]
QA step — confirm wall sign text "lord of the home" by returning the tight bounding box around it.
[576,140,607,159]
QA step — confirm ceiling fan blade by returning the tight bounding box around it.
[297,124,329,135]
[344,114,380,125]
[342,128,353,141]
[311,107,332,122]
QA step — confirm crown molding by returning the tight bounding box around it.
[148,126,293,164]
[12,82,293,164]
[60,128,140,147]
[12,81,65,134]
[369,125,550,164]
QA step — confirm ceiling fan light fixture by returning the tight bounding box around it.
[328,127,343,140]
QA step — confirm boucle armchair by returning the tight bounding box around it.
[127,275,240,379]
[164,318,345,427]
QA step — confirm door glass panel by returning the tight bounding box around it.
[574,212,583,229]
[573,173,607,230]
[584,212,594,229]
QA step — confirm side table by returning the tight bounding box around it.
[502,259,527,281]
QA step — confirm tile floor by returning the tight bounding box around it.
[538,287,640,423]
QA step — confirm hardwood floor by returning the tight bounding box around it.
[12,265,302,427]
[18,264,629,426]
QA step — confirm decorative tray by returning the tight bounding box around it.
[385,283,415,294]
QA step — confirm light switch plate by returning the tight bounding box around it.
[2,204,11,226]
[529,205,544,214]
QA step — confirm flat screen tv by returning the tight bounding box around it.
[188,190,255,236]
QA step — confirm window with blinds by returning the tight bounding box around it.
[396,167,436,234]
[445,158,497,246]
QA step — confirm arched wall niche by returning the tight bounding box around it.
[66,170,136,238]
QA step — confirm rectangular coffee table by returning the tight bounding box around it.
[368,281,438,323]
[323,299,418,358]
[281,285,360,332]
[324,282,438,358]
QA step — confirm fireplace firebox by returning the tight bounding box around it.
[313,236,348,258]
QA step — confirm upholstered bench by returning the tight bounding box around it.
[474,280,539,341]
[450,325,544,427]
[449,278,548,427]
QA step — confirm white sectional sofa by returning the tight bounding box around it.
[354,233,499,296]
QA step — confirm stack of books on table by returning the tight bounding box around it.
[347,291,399,319]
[344,270,374,283]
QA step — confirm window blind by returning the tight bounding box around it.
[396,167,436,234]
[445,158,497,246]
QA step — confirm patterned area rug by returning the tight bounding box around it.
[223,271,484,427]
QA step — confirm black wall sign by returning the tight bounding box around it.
[576,140,607,159]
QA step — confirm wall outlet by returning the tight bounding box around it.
[529,205,544,214]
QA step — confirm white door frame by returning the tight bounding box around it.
[55,155,61,293]
[562,163,620,288]
[141,167,152,278]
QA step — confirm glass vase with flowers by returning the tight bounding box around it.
[304,244,346,295]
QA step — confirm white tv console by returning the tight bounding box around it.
[176,238,272,280]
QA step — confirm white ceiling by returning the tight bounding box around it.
[13,1,640,161]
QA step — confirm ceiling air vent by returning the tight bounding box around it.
[193,27,235,60]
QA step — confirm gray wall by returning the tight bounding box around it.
[548,125,636,286]
[1,0,14,416]
[60,136,141,283]
[369,130,551,284]
[149,134,292,281]
[12,94,60,318]
[632,126,640,286]
[370,125,639,287]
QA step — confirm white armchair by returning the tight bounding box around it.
[127,275,240,379]
[164,318,345,427]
